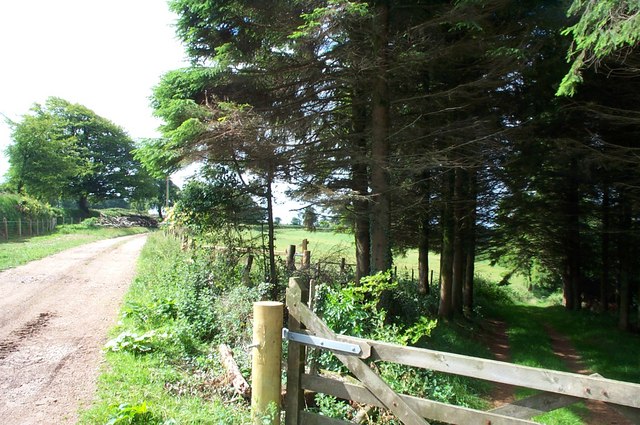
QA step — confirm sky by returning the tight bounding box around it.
[0,1,302,222]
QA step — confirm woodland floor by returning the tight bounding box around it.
[485,317,634,425]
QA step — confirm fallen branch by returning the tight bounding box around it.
[218,344,251,399]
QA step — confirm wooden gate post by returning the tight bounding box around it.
[243,254,254,286]
[18,218,22,238]
[286,245,296,271]
[3,217,7,240]
[285,277,309,425]
[251,301,284,425]
[302,251,311,269]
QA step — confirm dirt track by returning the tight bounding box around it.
[0,234,148,424]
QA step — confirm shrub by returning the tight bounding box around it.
[0,192,57,221]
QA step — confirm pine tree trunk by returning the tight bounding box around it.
[451,168,465,315]
[265,166,278,298]
[438,171,455,319]
[352,84,370,283]
[418,171,431,294]
[563,161,581,310]
[463,170,477,315]
[618,195,631,330]
[418,215,430,294]
[369,0,391,274]
[600,184,610,313]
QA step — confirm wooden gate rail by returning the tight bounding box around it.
[301,373,538,425]
[283,277,640,425]
[294,328,640,408]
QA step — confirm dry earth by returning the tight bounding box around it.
[0,234,148,425]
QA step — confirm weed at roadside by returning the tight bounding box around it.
[80,232,256,424]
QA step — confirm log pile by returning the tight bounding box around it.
[95,214,158,228]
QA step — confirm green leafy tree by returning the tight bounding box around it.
[173,165,265,235]
[5,102,84,200]
[6,97,148,216]
[302,206,318,232]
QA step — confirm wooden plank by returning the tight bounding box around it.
[330,334,640,409]
[591,374,640,424]
[490,389,640,423]
[287,286,429,425]
[489,373,637,420]
[489,392,580,419]
[299,411,352,425]
[285,278,308,425]
[303,374,540,425]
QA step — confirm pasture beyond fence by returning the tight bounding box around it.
[248,277,640,425]
[201,235,439,288]
[0,216,79,241]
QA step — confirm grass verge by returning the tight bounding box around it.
[0,224,149,270]
[80,232,254,424]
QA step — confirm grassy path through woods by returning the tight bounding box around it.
[483,303,639,424]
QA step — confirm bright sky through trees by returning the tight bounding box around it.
[0,0,187,180]
[0,0,304,221]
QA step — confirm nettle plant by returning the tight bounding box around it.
[316,271,437,344]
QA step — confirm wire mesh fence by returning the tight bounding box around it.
[0,216,79,241]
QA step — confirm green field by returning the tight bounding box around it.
[268,227,523,287]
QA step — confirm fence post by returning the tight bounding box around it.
[243,254,254,286]
[251,301,284,425]
[3,217,7,240]
[286,245,296,271]
[302,251,311,269]
[18,217,22,238]
[285,277,309,425]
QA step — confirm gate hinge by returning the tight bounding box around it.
[282,328,362,356]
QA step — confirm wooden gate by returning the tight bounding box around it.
[282,277,640,425]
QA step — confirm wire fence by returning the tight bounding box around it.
[0,216,80,241]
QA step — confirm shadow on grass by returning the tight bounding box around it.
[484,301,640,383]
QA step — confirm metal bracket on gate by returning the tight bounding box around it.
[282,328,362,356]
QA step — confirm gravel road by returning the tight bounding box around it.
[0,234,148,424]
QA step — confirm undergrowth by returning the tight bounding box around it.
[80,232,261,424]
[82,229,640,425]
[309,271,491,424]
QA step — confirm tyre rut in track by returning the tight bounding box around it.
[0,312,56,361]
